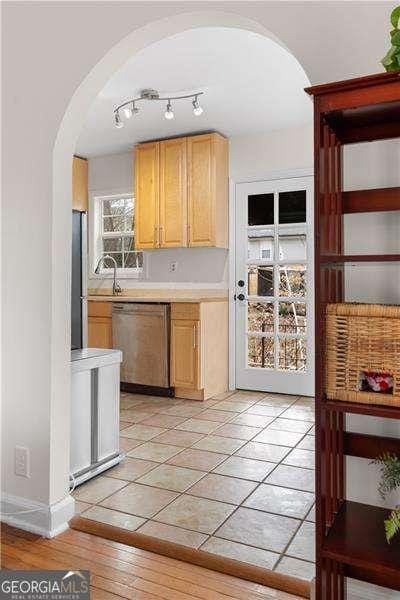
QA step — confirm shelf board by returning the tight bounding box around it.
[320,254,400,264]
[323,501,400,590]
[344,432,400,460]
[343,187,400,214]
[324,398,400,420]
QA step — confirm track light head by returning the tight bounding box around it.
[192,96,203,116]
[114,112,124,128]
[164,100,174,120]
[123,103,133,119]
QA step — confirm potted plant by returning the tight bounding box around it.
[381,5,400,72]
[374,453,400,542]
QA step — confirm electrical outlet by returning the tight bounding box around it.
[15,446,30,477]
[169,261,178,273]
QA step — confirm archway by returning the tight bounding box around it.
[51,8,310,521]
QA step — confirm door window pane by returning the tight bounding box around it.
[248,266,274,297]
[248,194,274,226]
[248,336,274,369]
[278,234,306,261]
[279,338,306,371]
[279,302,307,334]
[279,191,306,224]
[248,231,274,261]
[248,302,274,334]
[279,265,306,297]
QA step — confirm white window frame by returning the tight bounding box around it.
[89,190,144,279]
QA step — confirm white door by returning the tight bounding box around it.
[235,176,314,396]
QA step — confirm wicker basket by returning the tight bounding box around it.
[325,303,400,406]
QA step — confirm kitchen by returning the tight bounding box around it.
[69,25,317,589]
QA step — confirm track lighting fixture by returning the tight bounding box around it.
[113,89,204,128]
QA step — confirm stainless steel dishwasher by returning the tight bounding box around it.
[112,303,171,392]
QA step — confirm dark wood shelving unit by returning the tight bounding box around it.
[305,71,400,599]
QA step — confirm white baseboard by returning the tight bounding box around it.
[1,492,75,538]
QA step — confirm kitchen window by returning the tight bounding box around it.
[92,193,143,276]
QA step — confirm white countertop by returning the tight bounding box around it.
[88,289,228,303]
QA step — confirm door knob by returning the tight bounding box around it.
[237,293,245,301]
[237,280,245,287]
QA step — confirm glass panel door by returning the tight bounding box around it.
[235,177,314,395]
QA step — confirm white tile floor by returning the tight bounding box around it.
[73,390,316,582]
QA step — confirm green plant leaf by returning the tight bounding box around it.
[384,507,400,543]
[391,6,400,28]
[391,30,400,46]
[381,46,396,67]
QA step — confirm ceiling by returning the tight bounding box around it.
[76,27,312,157]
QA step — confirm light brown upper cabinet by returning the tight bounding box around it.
[187,133,228,247]
[135,141,160,249]
[72,156,88,211]
[159,137,187,247]
[135,132,228,250]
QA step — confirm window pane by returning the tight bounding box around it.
[279,264,306,297]
[279,302,307,334]
[248,266,274,297]
[248,193,274,226]
[102,252,122,268]
[103,215,125,233]
[103,237,122,252]
[248,302,274,333]
[279,190,306,224]
[124,252,142,269]
[248,231,274,261]
[279,338,306,371]
[123,237,135,252]
[248,336,274,369]
[103,198,125,216]
[278,234,306,261]
[124,201,134,232]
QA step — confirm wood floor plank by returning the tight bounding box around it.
[0,525,303,600]
[91,576,157,600]
[59,528,296,600]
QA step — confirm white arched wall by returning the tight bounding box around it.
[48,12,309,534]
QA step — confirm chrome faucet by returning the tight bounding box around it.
[94,255,122,295]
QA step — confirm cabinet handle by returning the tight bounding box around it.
[154,225,159,247]
[193,324,197,348]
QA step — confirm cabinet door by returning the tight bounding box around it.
[159,138,187,247]
[88,317,112,349]
[187,134,214,246]
[135,142,160,249]
[72,156,88,211]
[171,319,200,389]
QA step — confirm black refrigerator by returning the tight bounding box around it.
[71,210,88,349]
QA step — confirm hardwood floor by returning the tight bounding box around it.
[1,525,302,600]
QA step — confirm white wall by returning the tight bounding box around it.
[1,0,396,536]
[230,125,313,180]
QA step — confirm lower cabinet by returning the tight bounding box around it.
[88,301,112,349]
[170,319,200,390]
[170,301,228,400]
